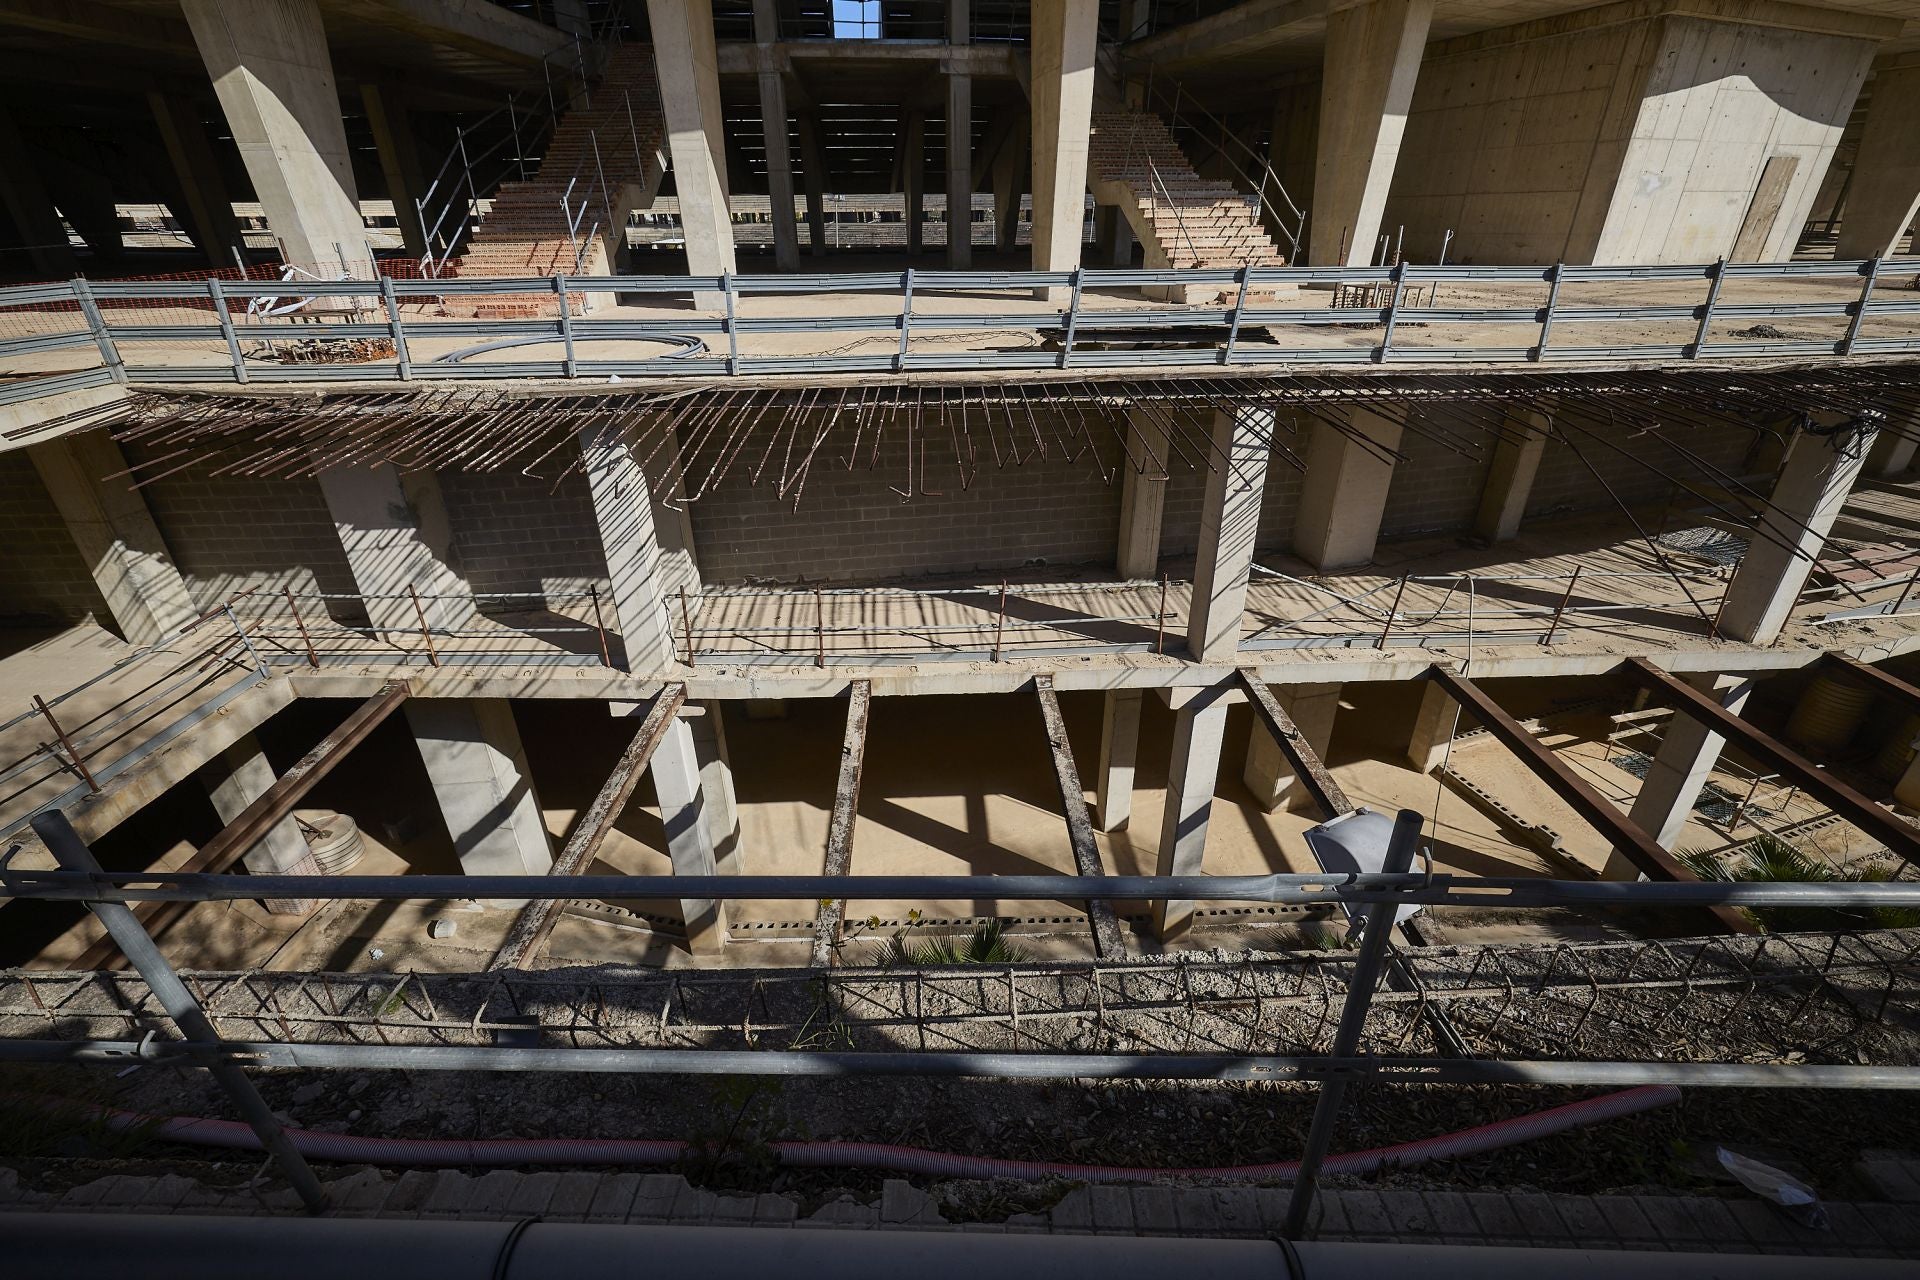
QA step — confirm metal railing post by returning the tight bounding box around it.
[509,94,527,183]
[407,585,440,667]
[28,809,328,1213]
[896,268,915,372]
[33,694,99,794]
[1375,261,1405,363]
[1543,566,1582,646]
[1282,808,1423,1239]
[555,273,577,376]
[1221,264,1250,366]
[71,277,124,384]
[1688,257,1726,359]
[723,272,740,374]
[207,277,248,384]
[284,587,319,669]
[380,276,411,380]
[225,604,269,680]
[1059,266,1083,369]
[589,585,611,668]
[1533,263,1563,361]
[1842,255,1881,355]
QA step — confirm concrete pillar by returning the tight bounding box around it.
[316,464,474,638]
[1116,407,1170,580]
[947,77,973,267]
[29,433,196,647]
[1868,417,1918,477]
[1834,63,1920,261]
[1153,686,1231,942]
[689,701,742,878]
[646,0,737,304]
[1029,0,1098,287]
[797,115,829,256]
[650,717,728,953]
[904,111,926,256]
[1094,688,1143,832]
[578,425,679,672]
[204,733,321,914]
[406,699,553,888]
[0,105,73,277]
[1094,205,1135,267]
[360,84,428,262]
[1189,405,1273,665]
[1291,408,1403,572]
[181,0,368,273]
[1473,406,1552,544]
[1616,675,1755,870]
[148,92,245,268]
[991,115,1028,253]
[1718,419,1877,645]
[752,0,800,272]
[1406,679,1457,774]
[1309,0,1432,266]
[1244,682,1342,813]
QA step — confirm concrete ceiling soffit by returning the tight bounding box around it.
[1121,0,1338,73]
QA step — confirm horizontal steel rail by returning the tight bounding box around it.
[5,257,1920,403]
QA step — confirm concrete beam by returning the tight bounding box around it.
[316,462,474,638]
[1029,0,1098,287]
[182,0,369,273]
[1310,0,1431,266]
[1474,406,1551,544]
[1243,681,1341,813]
[1620,673,1753,862]
[407,698,554,885]
[1188,405,1273,665]
[1292,408,1402,571]
[1717,419,1876,645]
[1123,0,1326,73]
[28,431,196,647]
[646,0,737,304]
[360,83,429,261]
[1153,684,1230,942]
[148,91,245,268]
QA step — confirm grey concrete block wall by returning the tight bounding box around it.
[1380,427,1497,541]
[121,444,362,616]
[0,451,112,626]
[1525,419,1756,520]
[438,468,609,605]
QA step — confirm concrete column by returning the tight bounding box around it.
[1188,405,1273,665]
[1406,679,1457,774]
[646,0,737,304]
[904,111,926,256]
[578,425,679,672]
[1617,674,1755,870]
[181,0,368,273]
[651,717,728,954]
[752,0,800,272]
[1153,686,1231,942]
[0,105,73,278]
[406,699,554,887]
[797,115,829,256]
[1868,417,1918,477]
[1291,408,1403,572]
[1718,419,1877,645]
[1243,682,1341,813]
[204,733,321,914]
[1834,63,1920,261]
[947,76,973,267]
[689,701,742,878]
[1029,0,1098,286]
[148,92,245,268]
[316,464,475,638]
[1094,688,1143,832]
[991,115,1028,253]
[1116,407,1170,580]
[1473,406,1552,544]
[1309,0,1432,266]
[360,84,428,262]
[29,432,196,647]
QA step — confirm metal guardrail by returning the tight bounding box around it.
[3,257,1919,401]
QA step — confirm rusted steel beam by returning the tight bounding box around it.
[1424,666,1753,936]
[811,680,872,968]
[1626,657,1920,872]
[1237,670,1350,822]
[491,684,688,971]
[79,681,412,970]
[1822,653,1920,716]
[1035,674,1127,959]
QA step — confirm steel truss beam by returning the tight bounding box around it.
[1236,669,1350,821]
[811,680,872,967]
[1035,674,1125,958]
[490,684,687,970]
[1626,657,1920,871]
[1823,653,1920,716]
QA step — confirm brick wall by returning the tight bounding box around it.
[0,451,111,626]
[121,443,362,616]
[1380,426,1497,541]
[438,469,609,604]
[1526,420,1761,519]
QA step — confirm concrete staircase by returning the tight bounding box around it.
[442,43,667,317]
[1088,109,1288,299]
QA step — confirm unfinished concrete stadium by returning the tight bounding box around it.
[4,0,1920,1271]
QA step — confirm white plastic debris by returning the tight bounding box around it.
[1717,1146,1829,1229]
